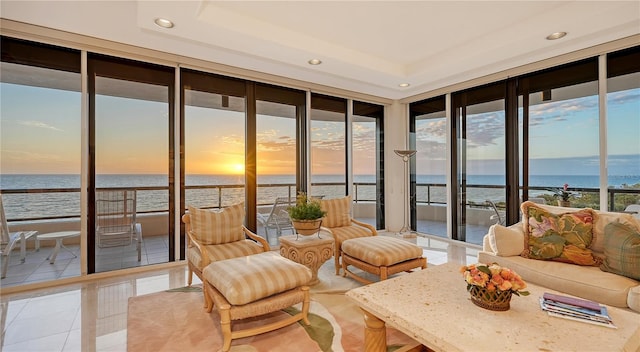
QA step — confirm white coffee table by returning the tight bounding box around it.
[36,231,80,264]
[347,262,640,352]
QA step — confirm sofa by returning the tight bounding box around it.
[478,201,640,313]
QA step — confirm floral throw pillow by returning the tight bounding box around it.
[521,202,600,266]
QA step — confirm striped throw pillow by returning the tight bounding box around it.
[187,203,245,245]
[600,221,640,280]
[321,195,352,228]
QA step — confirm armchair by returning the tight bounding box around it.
[182,203,270,285]
[320,195,377,275]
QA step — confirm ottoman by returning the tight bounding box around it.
[341,236,427,284]
[202,252,312,352]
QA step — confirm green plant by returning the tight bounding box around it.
[548,183,573,201]
[287,192,326,220]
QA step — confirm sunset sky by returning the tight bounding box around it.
[1,82,638,177]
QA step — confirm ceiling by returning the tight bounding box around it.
[1,1,639,100]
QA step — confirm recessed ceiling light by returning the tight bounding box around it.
[308,59,322,65]
[546,32,567,40]
[398,83,410,88]
[154,18,174,29]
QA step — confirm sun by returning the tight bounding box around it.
[231,163,245,174]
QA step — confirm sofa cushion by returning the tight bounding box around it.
[187,203,245,245]
[203,252,311,306]
[520,201,600,266]
[592,211,640,254]
[488,224,524,256]
[600,222,640,281]
[478,251,638,309]
[321,196,352,228]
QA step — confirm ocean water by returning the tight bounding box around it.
[1,174,638,221]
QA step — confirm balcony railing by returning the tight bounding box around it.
[1,183,638,223]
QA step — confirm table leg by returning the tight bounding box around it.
[362,308,387,352]
[19,233,27,263]
[47,239,62,264]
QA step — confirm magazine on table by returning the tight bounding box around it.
[539,293,617,329]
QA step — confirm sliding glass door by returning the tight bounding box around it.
[453,83,507,244]
[89,54,174,273]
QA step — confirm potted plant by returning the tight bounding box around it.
[287,192,326,236]
[549,183,573,207]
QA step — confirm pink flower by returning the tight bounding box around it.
[461,263,530,296]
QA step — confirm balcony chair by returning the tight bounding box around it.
[95,190,142,261]
[624,204,640,219]
[1,195,38,279]
[319,195,377,275]
[486,200,506,225]
[182,203,270,286]
[257,196,295,244]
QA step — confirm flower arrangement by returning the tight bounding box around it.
[549,183,572,201]
[460,263,529,296]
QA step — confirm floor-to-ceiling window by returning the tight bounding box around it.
[0,37,81,284]
[310,93,348,198]
[410,96,447,237]
[452,83,508,245]
[181,69,247,253]
[88,54,174,273]
[352,101,384,229]
[255,83,305,244]
[606,46,640,211]
[518,58,599,209]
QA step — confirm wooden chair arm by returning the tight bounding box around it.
[243,226,271,251]
[351,219,378,235]
[182,213,210,267]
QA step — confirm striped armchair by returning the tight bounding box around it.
[320,195,377,275]
[182,203,270,286]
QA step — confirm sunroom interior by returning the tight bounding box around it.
[0,1,639,350]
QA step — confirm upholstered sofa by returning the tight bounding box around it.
[478,201,640,313]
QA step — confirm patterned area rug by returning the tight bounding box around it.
[127,285,417,351]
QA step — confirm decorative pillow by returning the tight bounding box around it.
[187,203,245,245]
[600,221,640,281]
[488,224,524,257]
[521,201,600,266]
[592,211,640,254]
[320,195,352,228]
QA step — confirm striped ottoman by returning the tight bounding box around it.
[202,252,312,352]
[341,236,427,284]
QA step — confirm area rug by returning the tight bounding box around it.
[127,286,418,352]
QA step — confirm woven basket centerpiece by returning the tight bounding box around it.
[469,285,512,311]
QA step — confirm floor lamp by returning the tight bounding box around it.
[394,149,417,236]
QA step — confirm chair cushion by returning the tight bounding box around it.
[329,224,374,247]
[187,203,245,245]
[342,236,423,266]
[187,240,266,270]
[520,201,600,266]
[321,196,352,228]
[203,252,312,306]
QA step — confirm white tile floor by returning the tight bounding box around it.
[1,234,479,351]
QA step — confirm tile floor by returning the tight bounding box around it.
[1,234,479,352]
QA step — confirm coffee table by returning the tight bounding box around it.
[346,262,640,352]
